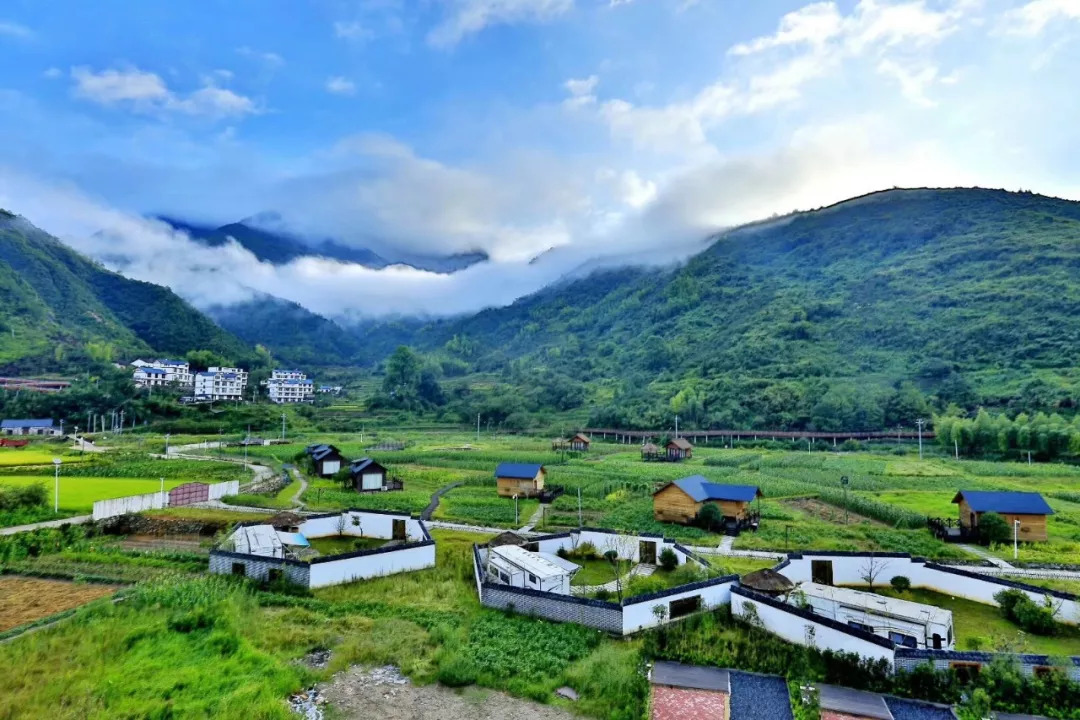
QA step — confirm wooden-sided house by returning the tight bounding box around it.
[952,490,1054,542]
[666,437,693,461]
[305,444,346,477]
[349,458,398,492]
[495,462,546,498]
[653,475,762,525]
[569,433,590,451]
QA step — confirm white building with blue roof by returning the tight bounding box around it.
[0,418,62,436]
[263,369,315,404]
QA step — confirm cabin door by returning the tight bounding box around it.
[392,519,406,540]
[811,560,834,585]
[640,540,657,565]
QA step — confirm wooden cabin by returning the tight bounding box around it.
[495,462,546,498]
[653,476,762,525]
[666,437,693,461]
[569,433,590,451]
[952,490,1053,542]
[305,444,347,477]
[349,458,396,492]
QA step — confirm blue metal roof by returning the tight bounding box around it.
[664,476,761,503]
[350,457,382,473]
[0,418,55,429]
[953,491,1054,516]
[495,462,544,479]
[140,368,168,375]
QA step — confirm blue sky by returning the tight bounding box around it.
[0,0,1078,318]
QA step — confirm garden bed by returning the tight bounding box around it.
[0,576,119,632]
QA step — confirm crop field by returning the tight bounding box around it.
[0,576,119,632]
[0,450,90,466]
[0,475,189,512]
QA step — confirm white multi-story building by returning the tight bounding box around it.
[131,359,193,388]
[263,369,315,404]
[194,368,247,401]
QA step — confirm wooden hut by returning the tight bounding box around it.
[641,442,662,461]
[305,444,347,477]
[952,490,1053,542]
[494,463,546,498]
[569,433,590,452]
[350,458,398,492]
[666,437,693,461]
[739,568,795,598]
[653,476,762,525]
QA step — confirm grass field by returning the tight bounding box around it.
[307,535,388,555]
[0,450,90,467]
[0,475,188,512]
[0,576,119,632]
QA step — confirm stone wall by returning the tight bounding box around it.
[209,550,310,586]
[480,583,624,634]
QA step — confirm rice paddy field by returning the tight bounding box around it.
[0,449,90,466]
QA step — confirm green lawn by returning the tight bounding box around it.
[306,535,388,556]
[707,555,781,576]
[0,475,188,513]
[872,587,1080,656]
[569,557,619,586]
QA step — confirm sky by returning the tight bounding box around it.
[0,0,1078,319]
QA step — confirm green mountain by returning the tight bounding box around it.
[205,294,362,366]
[0,210,249,371]
[359,188,1080,429]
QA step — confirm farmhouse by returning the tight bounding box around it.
[210,509,435,589]
[305,444,346,477]
[552,434,589,451]
[350,458,399,492]
[952,490,1054,542]
[667,437,693,461]
[263,369,315,404]
[0,418,62,436]
[131,358,193,387]
[795,582,955,650]
[494,462,546,498]
[486,544,580,595]
[652,476,762,526]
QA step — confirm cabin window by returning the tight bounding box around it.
[950,662,981,684]
[848,621,873,634]
[811,560,834,585]
[889,631,918,648]
[932,633,943,650]
[498,570,510,583]
[528,573,538,585]
[669,596,702,619]
[231,562,246,577]
[948,626,953,646]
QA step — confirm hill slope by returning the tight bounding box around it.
[359,188,1080,428]
[0,211,249,370]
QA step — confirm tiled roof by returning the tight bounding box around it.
[0,418,55,429]
[661,476,761,503]
[952,490,1054,515]
[494,462,544,479]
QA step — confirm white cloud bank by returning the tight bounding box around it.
[71,66,257,119]
[428,0,573,47]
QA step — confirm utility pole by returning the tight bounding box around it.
[807,438,812,455]
[244,425,250,464]
[577,486,583,528]
[915,418,925,460]
[476,413,480,442]
[160,476,165,507]
[164,433,170,457]
[954,437,959,460]
[281,413,286,441]
[841,476,849,525]
[675,415,679,438]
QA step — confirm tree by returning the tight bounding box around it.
[658,548,679,572]
[383,346,421,396]
[859,555,890,591]
[978,512,1012,546]
[696,503,724,533]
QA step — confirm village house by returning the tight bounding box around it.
[952,490,1054,542]
[666,437,693,461]
[131,359,193,388]
[263,369,315,404]
[305,444,347,477]
[494,462,546,498]
[194,367,247,402]
[0,418,63,436]
[349,458,401,492]
[652,476,762,526]
[569,433,590,451]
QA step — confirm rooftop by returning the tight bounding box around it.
[952,491,1054,516]
[0,418,56,429]
[799,582,953,627]
[662,476,762,503]
[650,661,730,692]
[494,462,544,479]
[819,684,892,720]
[491,545,579,580]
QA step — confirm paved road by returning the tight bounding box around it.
[420,482,463,521]
[958,544,1015,569]
[518,505,546,532]
[0,515,92,535]
[289,468,308,508]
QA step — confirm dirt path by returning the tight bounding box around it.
[784,497,884,526]
[0,514,91,535]
[320,666,575,720]
[421,481,464,521]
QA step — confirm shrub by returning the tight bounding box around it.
[437,653,478,687]
[890,576,911,593]
[576,541,598,560]
[658,548,679,572]
[994,589,1058,636]
[696,503,724,532]
[595,587,611,601]
[978,512,1012,545]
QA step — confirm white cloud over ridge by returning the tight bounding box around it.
[71,66,257,119]
[428,0,573,47]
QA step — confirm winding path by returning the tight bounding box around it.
[421,482,463,521]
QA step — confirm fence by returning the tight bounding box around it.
[92,480,239,521]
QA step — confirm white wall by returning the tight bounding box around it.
[299,511,425,542]
[534,534,575,554]
[575,530,691,566]
[622,579,735,634]
[208,480,239,500]
[307,543,435,588]
[733,590,896,664]
[92,491,166,520]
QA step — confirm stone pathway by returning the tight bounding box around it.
[421,482,463,521]
[289,468,308,508]
[572,563,654,595]
[958,544,1015,569]
[518,505,546,533]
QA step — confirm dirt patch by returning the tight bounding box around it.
[784,497,884,527]
[320,665,576,720]
[0,576,119,632]
[116,534,209,554]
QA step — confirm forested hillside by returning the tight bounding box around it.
[359,189,1080,430]
[0,211,249,372]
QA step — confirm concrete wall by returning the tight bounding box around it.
[208,480,239,500]
[299,510,426,542]
[575,528,700,567]
[480,583,624,634]
[308,542,435,588]
[92,491,166,520]
[209,549,310,585]
[732,586,896,664]
[622,576,737,634]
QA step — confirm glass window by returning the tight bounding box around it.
[889,631,918,648]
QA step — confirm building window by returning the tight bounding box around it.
[889,632,918,648]
[528,573,538,585]
[669,595,702,619]
[932,633,943,650]
[848,621,873,634]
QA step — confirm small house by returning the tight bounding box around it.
[305,444,347,477]
[641,442,662,461]
[952,490,1054,542]
[0,418,62,437]
[494,462,546,498]
[666,437,693,461]
[570,433,590,451]
[486,544,580,595]
[795,582,955,650]
[350,458,395,492]
[652,476,762,525]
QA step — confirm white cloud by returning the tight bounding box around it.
[1003,0,1080,35]
[877,59,939,106]
[70,66,256,119]
[428,0,573,48]
[729,2,843,55]
[42,67,63,80]
[563,74,598,107]
[334,20,373,40]
[326,76,357,96]
[0,20,32,39]
[235,46,285,68]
